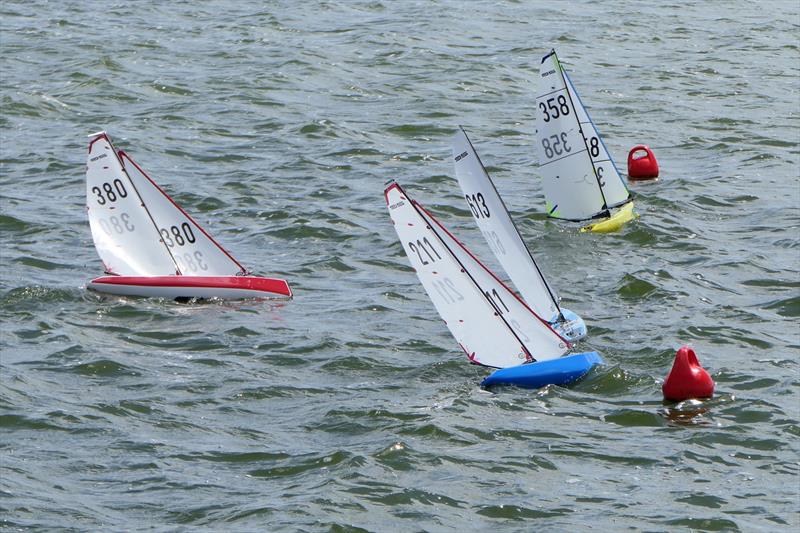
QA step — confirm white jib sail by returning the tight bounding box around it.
[536,50,607,221]
[119,151,246,277]
[86,133,178,276]
[416,203,568,362]
[563,70,631,209]
[386,183,569,368]
[451,127,561,322]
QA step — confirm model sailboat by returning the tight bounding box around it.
[385,181,602,389]
[451,127,586,341]
[85,132,292,300]
[536,49,636,233]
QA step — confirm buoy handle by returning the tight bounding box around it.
[628,144,654,164]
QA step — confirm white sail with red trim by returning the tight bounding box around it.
[86,133,178,276]
[416,204,569,362]
[119,151,245,276]
[386,182,569,368]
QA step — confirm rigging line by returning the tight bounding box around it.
[552,51,611,218]
[537,86,565,99]
[104,135,183,275]
[458,126,563,322]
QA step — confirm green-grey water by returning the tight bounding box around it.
[1,1,798,531]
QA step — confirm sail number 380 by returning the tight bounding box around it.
[160,223,196,248]
[92,179,128,205]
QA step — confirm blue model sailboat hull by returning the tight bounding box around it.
[482,351,603,389]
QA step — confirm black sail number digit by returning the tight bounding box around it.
[540,95,571,124]
[160,223,197,248]
[557,94,570,116]
[92,186,106,205]
[538,102,550,123]
[160,228,174,247]
[409,242,426,265]
[408,237,441,267]
[589,137,600,158]
[596,165,606,188]
[465,193,490,218]
[485,288,510,314]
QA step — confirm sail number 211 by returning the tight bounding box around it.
[408,237,441,266]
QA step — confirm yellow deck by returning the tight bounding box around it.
[580,202,637,233]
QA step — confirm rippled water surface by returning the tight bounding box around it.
[2,1,799,531]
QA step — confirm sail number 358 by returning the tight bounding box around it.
[538,95,570,123]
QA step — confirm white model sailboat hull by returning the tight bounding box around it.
[88,275,292,300]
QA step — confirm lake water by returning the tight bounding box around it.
[1,1,798,530]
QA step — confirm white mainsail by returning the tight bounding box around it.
[86,132,246,277]
[386,183,569,368]
[451,127,561,322]
[86,133,178,276]
[536,49,631,221]
[119,151,246,276]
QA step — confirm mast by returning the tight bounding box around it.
[459,127,564,323]
[549,49,611,218]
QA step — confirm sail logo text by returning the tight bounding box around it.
[542,69,556,77]
[454,151,469,162]
[90,153,108,162]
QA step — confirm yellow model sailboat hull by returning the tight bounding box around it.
[580,202,637,233]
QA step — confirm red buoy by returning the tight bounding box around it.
[662,346,715,401]
[627,145,659,180]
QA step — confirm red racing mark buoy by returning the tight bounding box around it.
[627,144,659,180]
[662,346,715,401]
